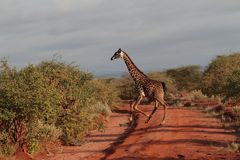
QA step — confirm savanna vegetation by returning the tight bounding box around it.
[1,52,240,157]
[202,53,240,101]
[201,53,240,136]
[0,59,116,156]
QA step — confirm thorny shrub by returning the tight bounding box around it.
[0,59,113,156]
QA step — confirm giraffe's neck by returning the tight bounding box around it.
[123,53,147,82]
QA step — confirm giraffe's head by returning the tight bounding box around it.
[111,48,125,61]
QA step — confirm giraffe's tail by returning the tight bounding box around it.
[161,82,169,106]
[161,82,166,93]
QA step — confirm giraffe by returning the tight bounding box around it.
[111,48,167,125]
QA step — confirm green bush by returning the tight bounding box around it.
[58,108,92,145]
[0,59,113,155]
[36,60,113,145]
[26,120,62,154]
[225,70,240,101]
[186,90,208,101]
[59,102,111,145]
[0,61,61,155]
[166,65,203,92]
[202,53,240,98]
[91,79,119,108]
[0,131,15,156]
[118,76,138,100]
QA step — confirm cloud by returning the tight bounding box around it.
[0,0,240,75]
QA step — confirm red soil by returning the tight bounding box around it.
[16,103,240,160]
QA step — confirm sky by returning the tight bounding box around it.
[0,0,240,76]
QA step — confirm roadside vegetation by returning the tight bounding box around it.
[1,52,240,157]
[201,53,240,130]
[0,59,115,157]
[202,53,240,101]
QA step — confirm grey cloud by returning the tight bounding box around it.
[0,0,240,76]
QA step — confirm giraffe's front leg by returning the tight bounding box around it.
[133,95,149,117]
[145,114,152,123]
[129,100,135,122]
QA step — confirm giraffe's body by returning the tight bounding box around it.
[111,48,167,124]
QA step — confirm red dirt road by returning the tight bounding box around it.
[90,105,239,160]
[21,104,239,160]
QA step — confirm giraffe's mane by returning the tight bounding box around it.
[123,51,148,78]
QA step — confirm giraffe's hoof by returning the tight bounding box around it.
[129,116,133,122]
[145,115,151,123]
[160,120,165,126]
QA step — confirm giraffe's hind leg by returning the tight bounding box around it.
[145,100,159,123]
[145,98,167,125]
[158,100,167,125]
